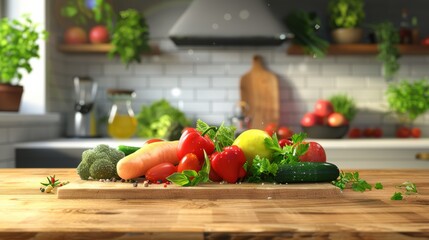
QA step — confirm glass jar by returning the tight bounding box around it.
[107,89,137,139]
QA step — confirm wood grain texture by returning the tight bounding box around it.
[1,168,429,240]
[58,43,161,55]
[57,181,341,199]
[240,55,279,129]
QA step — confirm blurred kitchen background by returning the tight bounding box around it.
[0,0,428,169]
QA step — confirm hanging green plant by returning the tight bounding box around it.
[372,22,400,80]
[285,11,328,58]
[385,79,429,124]
[108,9,150,67]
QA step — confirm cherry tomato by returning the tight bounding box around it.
[264,123,277,136]
[143,138,164,146]
[411,127,421,138]
[145,162,177,183]
[277,126,293,140]
[348,128,361,138]
[300,142,326,163]
[279,139,292,148]
[177,153,201,173]
[396,127,411,138]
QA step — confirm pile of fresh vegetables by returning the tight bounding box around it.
[76,119,340,186]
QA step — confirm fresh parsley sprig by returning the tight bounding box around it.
[246,155,278,183]
[332,171,372,192]
[196,119,236,152]
[397,181,418,195]
[264,132,309,164]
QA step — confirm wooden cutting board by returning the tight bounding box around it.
[240,55,280,129]
[57,181,341,199]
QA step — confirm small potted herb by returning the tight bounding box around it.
[109,9,150,67]
[385,79,429,137]
[328,93,358,122]
[0,15,47,111]
[328,0,365,44]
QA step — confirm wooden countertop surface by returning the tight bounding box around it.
[1,168,429,240]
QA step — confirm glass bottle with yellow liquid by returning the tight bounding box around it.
[107,89,137,139]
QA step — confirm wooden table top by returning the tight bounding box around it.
[1,168,428,240]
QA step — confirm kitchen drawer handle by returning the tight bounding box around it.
[416,152,429,160]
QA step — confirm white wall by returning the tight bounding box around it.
[5,0,47,114]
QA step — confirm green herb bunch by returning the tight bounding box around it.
[372,22,400,80]
[328,93,357,121]
[0,15,47,84]
[385,79,429,124]
[109,9,150,66]
[285,11,328,58]
[328,0,365,29]
[61,0,114,30]
[332,171,372,192]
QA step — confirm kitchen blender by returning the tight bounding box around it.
[73,76,98,137]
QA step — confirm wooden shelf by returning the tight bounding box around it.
[58,43,161,55]
[287,44,429,55]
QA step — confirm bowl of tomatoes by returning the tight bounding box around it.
[301,125,349,139]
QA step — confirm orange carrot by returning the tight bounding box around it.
[117,141,179,180]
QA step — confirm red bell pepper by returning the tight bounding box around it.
[211,145,247,183]
[177,127,215,164]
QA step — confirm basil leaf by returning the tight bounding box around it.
[166,173,190,186]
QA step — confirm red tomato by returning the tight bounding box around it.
[422,37,429,46]
[396,126,411,138]
[348,127,361,138]
[64,27,87,44]
[145,163,177,183]
[327,112,347,127]
[411,127,421,138]
[300,142,327,163]
[301,112,319,127]
[372,128,383,138]
[177,153,201,173]
[363,128,374,138]
[264,123,277,136]
[279,139,292,148]
[314,100,334,118]
[277,126,293,139]
[144,138,164,145]
[89,25,109,43]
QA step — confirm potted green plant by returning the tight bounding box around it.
[385,79,429,137]
[372,22,401,80]
[328,0,365,44]
[108,9,150,67]
[0,15,47,112]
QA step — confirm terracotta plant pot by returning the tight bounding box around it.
[331,28,363,44]
[0,84,24,111]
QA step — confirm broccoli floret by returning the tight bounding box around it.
[77,144,125,180]
[89,159,116,180]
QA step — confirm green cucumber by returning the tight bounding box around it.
[117,145,140,156]
[274,162,340,183]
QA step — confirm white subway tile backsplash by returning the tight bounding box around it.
[212,102,235,113]
[0,129,8,143]
[212,51,241,63]
[306,77,336,88]
[196,89,227,100]
[227,89,240,101]
[165,64,194,75]
[291,88,321,101]
[211,77,239,88]
[335,76,367,88]
[410,64,429,77]
[180,77,210,88]
[104,64,134,76]
[134,64,163,75]
[0,160,14,168]
[164,89,195,101]
[351,64,381,76]
[240,51,273,62]
[134,89,163,101]
[288,63,321,76]
[322,64,351,76]
[0,144,14,161]
[118,77,148,89]
[149,77,179,88]
[182,101,211,113]
[196,64,227,75]
[226,64,251,75]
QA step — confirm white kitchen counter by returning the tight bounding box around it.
[14,138,429,169]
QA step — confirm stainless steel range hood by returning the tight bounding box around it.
[169,0,287,46]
